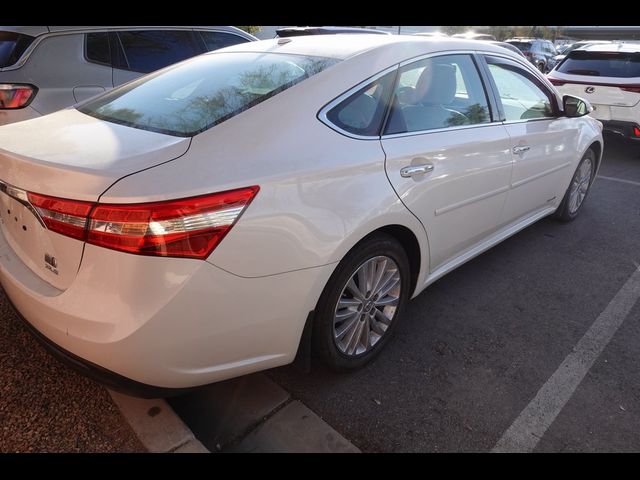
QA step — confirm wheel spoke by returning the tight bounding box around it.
[346,320,364,355]
[346,278,365,301]
[377,274,400,299]
[360,316,371,350]
[335,315,359,340]
[338,297,361,308]
[370,258,388,296]
[374,295,399,307]
[374,307,392,325]
[335,308,359,321]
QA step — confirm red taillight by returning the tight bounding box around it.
[26,187,259,259]
[620,85,640,94]
[27,192,93,240]
[548,77,566,87]
[0,84,37,109]
[634,126,640,137]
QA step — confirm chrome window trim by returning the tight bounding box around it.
[318,48,563,141]
[317,64,399,140]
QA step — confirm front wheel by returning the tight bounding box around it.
[312,233,410,371]
[555,148,596,222]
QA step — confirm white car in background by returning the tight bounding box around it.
[548,42,640,141]
[0,35,602,396]
[0,26,256,125]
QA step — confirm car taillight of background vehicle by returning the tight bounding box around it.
[27,187,260,259]
[0,84,37,109]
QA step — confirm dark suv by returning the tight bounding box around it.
[505,38,558,72]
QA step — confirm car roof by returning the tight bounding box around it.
[276,26,390,36]
[580,42,640,53]
[0,25,254,38]
[218,34,524,62]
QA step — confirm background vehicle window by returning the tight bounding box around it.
[557,50,640,78]
[0,31,35,68]
[198,31,249,51]
[385,54,491,135]
[325,71,396,136]
[117,30,201,74]
[86,32,110,65]
[79,52,338,137]
[486,56,555,121]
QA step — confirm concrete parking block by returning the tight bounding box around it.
[168,373,290,450]
[229,401,360,453]
[174,439,209,453]
[109,391,200,453]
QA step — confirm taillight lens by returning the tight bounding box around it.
[634,126,640,137]
[0,84,37,109]
[26,187,259,259]
[27,192,93,240]
[620,85,640,94]
[548,77,566,87]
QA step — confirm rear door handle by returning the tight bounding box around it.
[513,145,531,154]
[400,164,434,178]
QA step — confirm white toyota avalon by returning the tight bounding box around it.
[0,35,603,397]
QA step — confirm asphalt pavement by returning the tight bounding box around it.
[267,133,640,452]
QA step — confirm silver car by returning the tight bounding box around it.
[0,26,256,125]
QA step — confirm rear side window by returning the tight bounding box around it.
[117,30,201,74]
[198,31,249,52]
[79,52,339,137]
[325,71,396,137]
[557,50,640,78]
[0,31,35,68]
[86,32,110,65]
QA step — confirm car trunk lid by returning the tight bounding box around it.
[0,108,190,290]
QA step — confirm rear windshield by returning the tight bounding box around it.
[79,51,338,137]
[557,50,640,78]
[0,32,35,68]
[507,41,532,51]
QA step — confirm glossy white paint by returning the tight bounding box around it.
[0,36,603,388]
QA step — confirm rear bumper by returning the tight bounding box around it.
[0,106,41,126]
[600,120,640,141]
[0,231,334,391]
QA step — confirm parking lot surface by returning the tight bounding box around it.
[268,133,640,452]
[0,133,638,452]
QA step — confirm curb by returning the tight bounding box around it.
[109,390,209,453]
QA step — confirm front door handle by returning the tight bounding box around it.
[513,145,531,154]
[400,164,434,178]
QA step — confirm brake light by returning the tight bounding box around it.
[620,85,640,94]
[26,187,259,259]
[27,192,93,240]
[548,77,566,87]
[0,84,37,109]
[634,126,640,137]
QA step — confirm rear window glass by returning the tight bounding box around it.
[0,32,35,68]
[557,50,640,78]
[198,31,249,51]
[507,41,532,51]
[78,52,339,137]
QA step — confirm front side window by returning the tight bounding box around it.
[557,50,640,78]
[325,70,396,136]
[198,31,249,52]
[117,30,201,74]
[0,31,35,68]
[385,54,491,135]
[485,56,556,121]
[79,52,339,137]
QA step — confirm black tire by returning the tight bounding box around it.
[312,232,411,371]
[555,148,596,222]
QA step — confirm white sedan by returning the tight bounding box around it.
[0,35,603,396]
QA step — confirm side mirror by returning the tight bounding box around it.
[563,95,593,118]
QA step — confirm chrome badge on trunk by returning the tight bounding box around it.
[44,253,58,275]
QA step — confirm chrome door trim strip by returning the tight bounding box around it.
[510,161,572,189]
[434,185,510,216]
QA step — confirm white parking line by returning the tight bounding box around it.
[492,264,640,453]
[598,175,640,187]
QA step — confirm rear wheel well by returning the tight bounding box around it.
[588,141,602,171]
[376,225,421,296]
